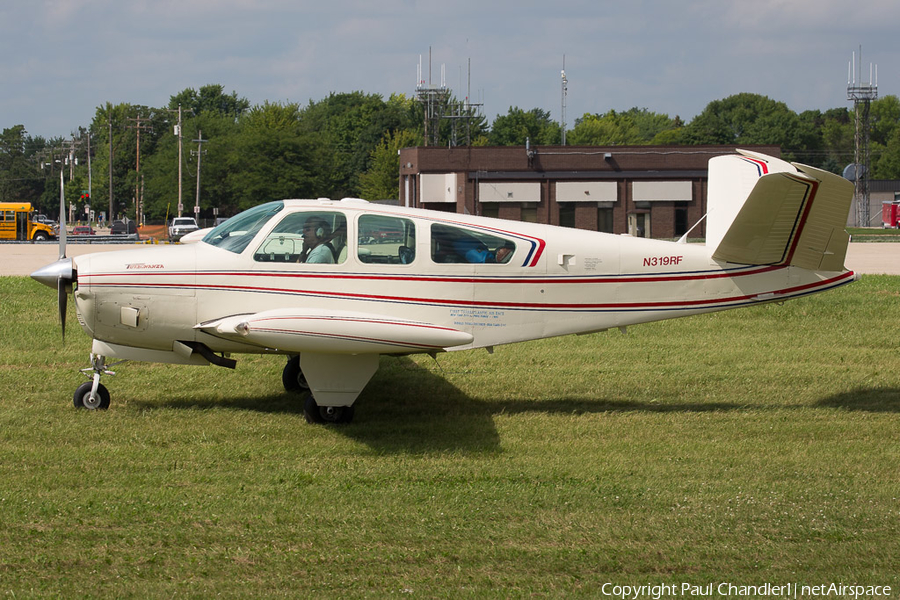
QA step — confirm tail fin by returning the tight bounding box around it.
[707,150,854,271]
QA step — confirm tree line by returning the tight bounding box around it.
[2,84,899,223]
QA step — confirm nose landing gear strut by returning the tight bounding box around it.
[73,354,125,410]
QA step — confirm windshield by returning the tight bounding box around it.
[202,201,284,254]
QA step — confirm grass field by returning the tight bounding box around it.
[1,275,898,598]
[847,227,900,242]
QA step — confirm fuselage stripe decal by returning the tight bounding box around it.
[84,271,855,313]
[84,264,785,286]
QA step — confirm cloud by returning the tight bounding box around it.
[3,0,899,138]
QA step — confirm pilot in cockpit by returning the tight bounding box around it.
[299,217,335,264]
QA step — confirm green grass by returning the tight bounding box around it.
[847,227,900,242]
[1,276,899,597]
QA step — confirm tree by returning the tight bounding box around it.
[300,92,413,197]
[206,100,334,212]
[567,108,676,146]
[874,126,900,179]
[359,129,421,201]
[168,85,250,121]
[141,110,238,220]
[88,103,169,221]
[489,107,560,146]
[679,93,821,162]
[0,125,43,204]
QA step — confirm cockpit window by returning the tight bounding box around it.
[358,215,416,264]
[254,211,348,264]
[431,224,515,264]
[203,201,283,254]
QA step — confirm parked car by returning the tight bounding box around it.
[168,217,199,241]
[110,219,137,235]
[72,225,95,235]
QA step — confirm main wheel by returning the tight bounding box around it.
[304,395,354,424]
[282,355,310,392]
[33,231,50,241]
[73,382,110,410]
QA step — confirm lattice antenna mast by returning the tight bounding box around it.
[847,47,878,226]
[442,58,484,146]
[415,49,451,147]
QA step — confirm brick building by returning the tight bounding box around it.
[398,145,781,239]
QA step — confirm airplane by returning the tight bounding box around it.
[31,150,856,424]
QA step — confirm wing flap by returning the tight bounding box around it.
[197,308,474,354]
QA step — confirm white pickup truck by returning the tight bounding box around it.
[168,217,199,241]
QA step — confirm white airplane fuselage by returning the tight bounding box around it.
[34,151,857,419]
[71,202,852,357]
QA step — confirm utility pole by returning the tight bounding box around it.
[108,111,114,221]
[127,115,151,225]
[191,130,207,224]
[59,138,81,223]
[86,132,92,219]
[177,105,183,217]
[561,55,568,146]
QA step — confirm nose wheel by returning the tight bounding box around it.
[74,381,110,410]
[73,353,123,410]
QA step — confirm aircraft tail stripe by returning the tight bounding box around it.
[738,155,770,176]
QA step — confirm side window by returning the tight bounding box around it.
[431,224,516,264]
[254,211,348,264]
[358,215,416,264]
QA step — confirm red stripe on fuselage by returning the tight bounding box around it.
[82,270,855,312]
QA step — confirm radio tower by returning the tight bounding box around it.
[415,49,451,147]
[847,47,878,226]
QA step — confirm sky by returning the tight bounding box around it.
[3,0,899,140]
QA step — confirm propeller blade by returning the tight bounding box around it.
[58,169,67,260]
[58,276,67,341]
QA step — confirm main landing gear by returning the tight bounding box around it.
[282,355,355,425]
[69,352,356,424]
[73,354,123,410]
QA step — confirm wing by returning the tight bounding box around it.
[195,308,474,355]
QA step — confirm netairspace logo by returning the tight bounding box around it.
[600,582,893,599]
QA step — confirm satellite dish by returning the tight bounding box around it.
[843,163,866,182]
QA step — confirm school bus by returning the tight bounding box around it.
[0,202,57,241]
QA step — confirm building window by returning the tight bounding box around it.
[598,207,614,233]
[521,204,537,223]
[628,212,650,238]
[559,204,575,228]
[674,204,689,238]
